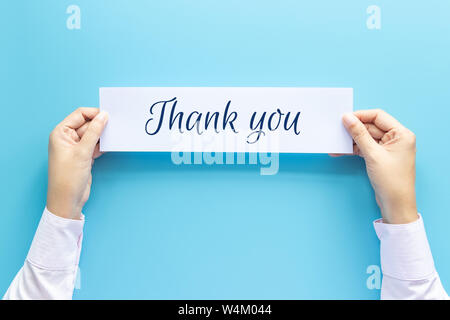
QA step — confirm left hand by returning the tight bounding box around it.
[46,108,108,220]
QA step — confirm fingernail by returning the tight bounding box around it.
[342,113,357,127]
[96,111,108,122]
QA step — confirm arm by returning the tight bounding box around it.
[3,108,108,300]
[374,215,448,299]
[3,208,84,300]
[341,109,448,300]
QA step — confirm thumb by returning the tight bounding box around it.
[80,111,108,152]
[342,113,377,156]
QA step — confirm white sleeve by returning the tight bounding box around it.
[374,214,449,300]
[3,208,84,300]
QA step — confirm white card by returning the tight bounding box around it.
[99,87,353,153]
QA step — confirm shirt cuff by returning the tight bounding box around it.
[26,208,85,271]
[373,214,436,281]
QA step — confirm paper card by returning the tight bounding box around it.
[99,87,353,153]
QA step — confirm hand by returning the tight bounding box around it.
[46,108,108,220]
[339,109,418,224]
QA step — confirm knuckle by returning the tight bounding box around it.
[351,125,365,141]
[390,127,401,136]
[406,129,416,145]
[49,126,59,143]
[353,130,364,142]
[49,130,55,142]
[348,120,359,131]
[92,119,102,129]
[88,123,101,136]
[374,108,384,114]
[376,108,389,118]
[91,119,104,134]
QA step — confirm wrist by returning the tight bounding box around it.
[380,197,418,224]
[46,192,83,220]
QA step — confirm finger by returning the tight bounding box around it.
[354,109,402,132]
[381,133,390,144]
[380,129,402,145]
[80,111,108,153]
[93,143,104,159]
[365,123,385,140]
[76,121,90,139]
[62,108,100,130]
[342,113,378,156]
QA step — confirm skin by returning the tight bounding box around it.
[46,108,417,224]
[337,109,418,224]
[46,108,108,220]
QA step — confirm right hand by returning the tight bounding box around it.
[340,109,418,224]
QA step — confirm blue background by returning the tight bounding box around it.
[1,0,449,299]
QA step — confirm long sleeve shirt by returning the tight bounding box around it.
[3,209,449,299]
[373,215,448,299]
[3,208,83,300]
